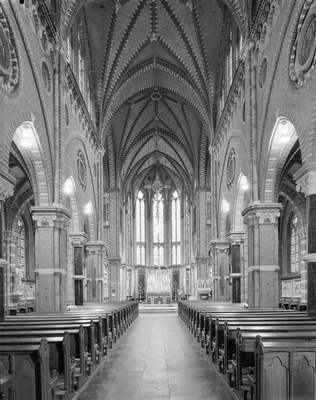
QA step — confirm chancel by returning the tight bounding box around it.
[0,0,316,399]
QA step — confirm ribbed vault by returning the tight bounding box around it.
[61,0,250,197]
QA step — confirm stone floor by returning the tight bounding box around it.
[74,312,236,400]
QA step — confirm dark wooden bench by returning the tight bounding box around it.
[0,338,53,400]
[233,328,316,397]
[252,335,316,400]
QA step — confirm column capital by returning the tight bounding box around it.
[0,172,15,202]
[85,242,104,255]
[31,206,71,228]
[242,203,282,225]
[209,240,230,253]
[69,232,88,247]
[294,167,316,196]
[228,231,245,245]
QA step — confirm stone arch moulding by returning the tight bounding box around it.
[10,117,53,207]
[262,117,299,203]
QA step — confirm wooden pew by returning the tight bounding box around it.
[0,338,52,400]
[0,334,75,399]
[0,324,93,382]
[214,317,316,369]
[252,335,316,400]
[234,329,316,397]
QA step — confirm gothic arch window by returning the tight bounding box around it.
[228,27,233,88]
[17,216,26,270]
[153,192,164,266]
[171,190,181,265]
[78,21,85,96]
[136,191,146,265]
[290,215,299,273]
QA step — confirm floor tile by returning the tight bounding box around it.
[74,312,235,400]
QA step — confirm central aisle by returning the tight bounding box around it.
[75,312,236,400]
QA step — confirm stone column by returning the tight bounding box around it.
[121,263,127,300]
[242,203,281,308]
[31,206,71,312]
[295,168,316,316]
[85,243,105,303]
[210,240,230,301]
[107,188,122,301]
[0,173,15,320]
[69,233,87,306]
[108,257,121,301]
[190,262,195,299]
[228,231,245,303]
[4,231,19,308]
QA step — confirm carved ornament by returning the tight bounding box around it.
[295,169,316,196]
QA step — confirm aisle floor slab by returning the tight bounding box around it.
[75,313,235,400]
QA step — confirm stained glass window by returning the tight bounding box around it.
[153,192,164,265]
[171,191,181,265]
[136,191,146,265]
[291,215,299,273]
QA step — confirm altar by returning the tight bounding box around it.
[146,267,171,304]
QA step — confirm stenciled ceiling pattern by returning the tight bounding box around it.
[62,0,251,198]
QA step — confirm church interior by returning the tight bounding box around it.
[1,0,316,399]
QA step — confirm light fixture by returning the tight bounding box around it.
[63,178,73,194]
[20,125,32,147]
[279,120,291,144]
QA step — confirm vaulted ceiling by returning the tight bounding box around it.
[62,0,253,199]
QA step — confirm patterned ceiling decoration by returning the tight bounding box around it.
[62,0,250,197]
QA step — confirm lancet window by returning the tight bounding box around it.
[153,192,164,266]
[136,191,146,265]
[291,215,299,273]
[171,190,181,265]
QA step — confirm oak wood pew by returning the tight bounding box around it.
[220,323,316,395]
[202,310,306,361]
[214,317,316,374]
[0,374,14,400]
[5,313,112,357]
[199,309,303,352]
[251,335,316,400]
[234,329,316,397]
[188,305,300,342]
[0,321,98,377]
[0,338,52,400]
[0,327,89,389]
[0,334,75,399]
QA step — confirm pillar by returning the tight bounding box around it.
[69,233,87,306]
[210,240,230,301]
[31,206,71,312]
[0,173,15,320]
[228,231,245,303]
[86,243,104,303]
[190,262,196,299]
[4,231,19,308]
[107,188,122,301]
[295,168,316,316]
[242,203,282,308]
[121,263,127,300]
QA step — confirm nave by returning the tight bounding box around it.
[75,312,235,400]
